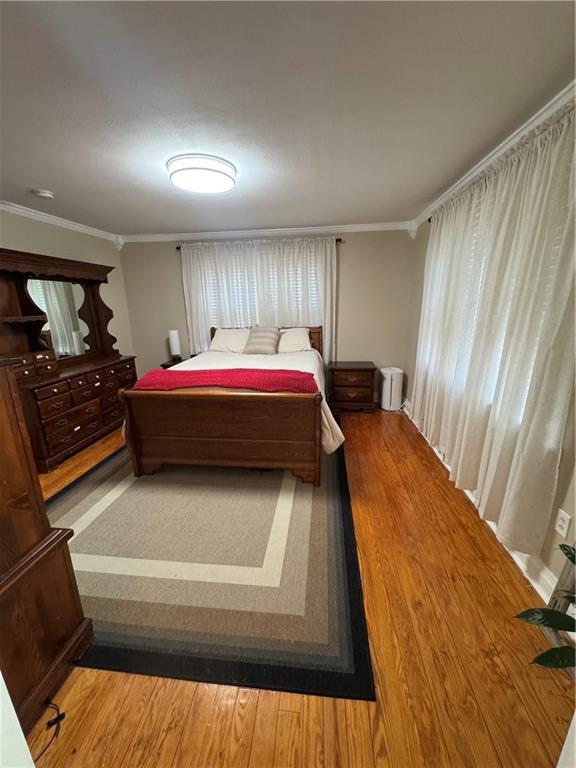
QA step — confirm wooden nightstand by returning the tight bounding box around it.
[328,361,376,412]
[160,355,197,369]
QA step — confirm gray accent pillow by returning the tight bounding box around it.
[244,326,280,354]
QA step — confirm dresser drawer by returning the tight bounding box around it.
[103,404,124,425]
[332,386,373,404]
[38,392,73,419]
[87,369,106,384]
[36,361,59,377]
[100,391,119,410]
[35,380,69,400]
[116,360,136,373]
[104,364,120,377]
[100,375,120,394]
[43,399,101,436]
[71,383,98,405]
[47,415,103,456]
[69,374,90,389]
[13,364,37,381]
[117,370,137,387]
[332,370,373,387]
[32,350,56,363]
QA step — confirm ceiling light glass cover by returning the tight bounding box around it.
[167,154,237,193]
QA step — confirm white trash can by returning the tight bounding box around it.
[379,367,404,410]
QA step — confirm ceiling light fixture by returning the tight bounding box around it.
[166,154,237,194]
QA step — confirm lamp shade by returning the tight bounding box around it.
[168,330,181,357]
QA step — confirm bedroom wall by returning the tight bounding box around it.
[0,211,134,355]
[119,230,426,387]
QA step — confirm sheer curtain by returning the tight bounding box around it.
[181,237,337,359]
[27,279,80,357]
[412,104,574,555]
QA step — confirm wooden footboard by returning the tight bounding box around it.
[119,388,323,485]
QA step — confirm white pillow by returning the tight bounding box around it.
[278,327,312,353]
[209,328,250,353]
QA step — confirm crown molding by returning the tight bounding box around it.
[121,221,415,244]
[0,200,122,247]
[414,80,575,227]
[0,200,414,246]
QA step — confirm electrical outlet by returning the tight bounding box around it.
[554,508,572,539]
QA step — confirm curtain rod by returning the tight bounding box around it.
[176,237,343,250]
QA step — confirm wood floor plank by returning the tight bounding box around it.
[223,688,259,768]
[273,711,302,768]
[322,697,349,768]
[248,690,279,768]
[277,691,304,714]
[344,700,376,768]
[119,678,197,768]
[301,695,324,767]
[195,685,239,768]
[171,683,220,768]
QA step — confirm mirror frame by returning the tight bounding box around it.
[0,248,119,365]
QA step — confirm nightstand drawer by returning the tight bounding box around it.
[332,370,373,387]
[333,386,373,404]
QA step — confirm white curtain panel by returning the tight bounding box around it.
[412,104,575,555]
[181,237,337,359]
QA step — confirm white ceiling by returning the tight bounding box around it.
[1,2,574,235]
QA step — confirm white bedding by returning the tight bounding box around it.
[170,350,345,454]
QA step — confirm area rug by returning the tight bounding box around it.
[47,449,375,700]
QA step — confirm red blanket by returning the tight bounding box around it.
[133,367,318,394]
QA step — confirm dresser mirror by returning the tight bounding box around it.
[27,279,90,358]
[0,248,119,363]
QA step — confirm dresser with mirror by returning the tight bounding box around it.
[0,248,136,474]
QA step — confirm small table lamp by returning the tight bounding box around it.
[168,329,182,363]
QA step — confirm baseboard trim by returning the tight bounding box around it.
[402,400,412,417]
[483,522,557,603]
[404,411,558,603]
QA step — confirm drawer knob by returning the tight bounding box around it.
[87,406,96,413]
[53,387,58,393]
[56,418,67,426]
[54,402,64,410]
[73,426,81,432]
[94,382,101,388]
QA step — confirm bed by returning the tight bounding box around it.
[119,327,344,485]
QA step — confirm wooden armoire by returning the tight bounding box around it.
[0,361,92,732]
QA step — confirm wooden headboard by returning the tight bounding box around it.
[209,326,323,356]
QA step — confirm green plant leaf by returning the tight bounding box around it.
[559,544,576,565]
[532,645,576,668]
[516,608,576,632]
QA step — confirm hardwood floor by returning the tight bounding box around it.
[39,427,125,500]
[27,412,574,767]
